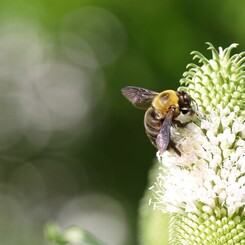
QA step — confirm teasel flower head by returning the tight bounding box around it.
[150,43,245,244]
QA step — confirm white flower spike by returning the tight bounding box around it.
[151,43,245,244]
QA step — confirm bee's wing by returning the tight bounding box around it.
[121,86,158,110]
[156,109,173,154]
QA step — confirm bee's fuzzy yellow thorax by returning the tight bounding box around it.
[152,90,179,117]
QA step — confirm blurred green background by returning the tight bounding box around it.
[0,0,244,244]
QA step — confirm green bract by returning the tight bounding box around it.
[180,43,245,117]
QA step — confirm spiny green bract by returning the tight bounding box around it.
[169,209,245,244]
[179,43,245,118]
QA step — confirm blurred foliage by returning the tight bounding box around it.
[138,160,169,245]
[0,0,243,244]
[44,223,106,245]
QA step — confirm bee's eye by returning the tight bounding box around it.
[181,109,189,114]
[185,96,191,103]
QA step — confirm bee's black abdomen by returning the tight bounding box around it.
[144,107,162,146]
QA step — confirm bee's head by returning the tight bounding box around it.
[177,91,194,114]
[176,90,201,124]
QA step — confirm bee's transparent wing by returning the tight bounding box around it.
[156,109,173,154]
[121,86,158,110]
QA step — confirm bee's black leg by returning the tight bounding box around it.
[174,121,191,128]
[168,140,181,156]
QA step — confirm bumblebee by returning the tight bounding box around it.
[121,86,196,155]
